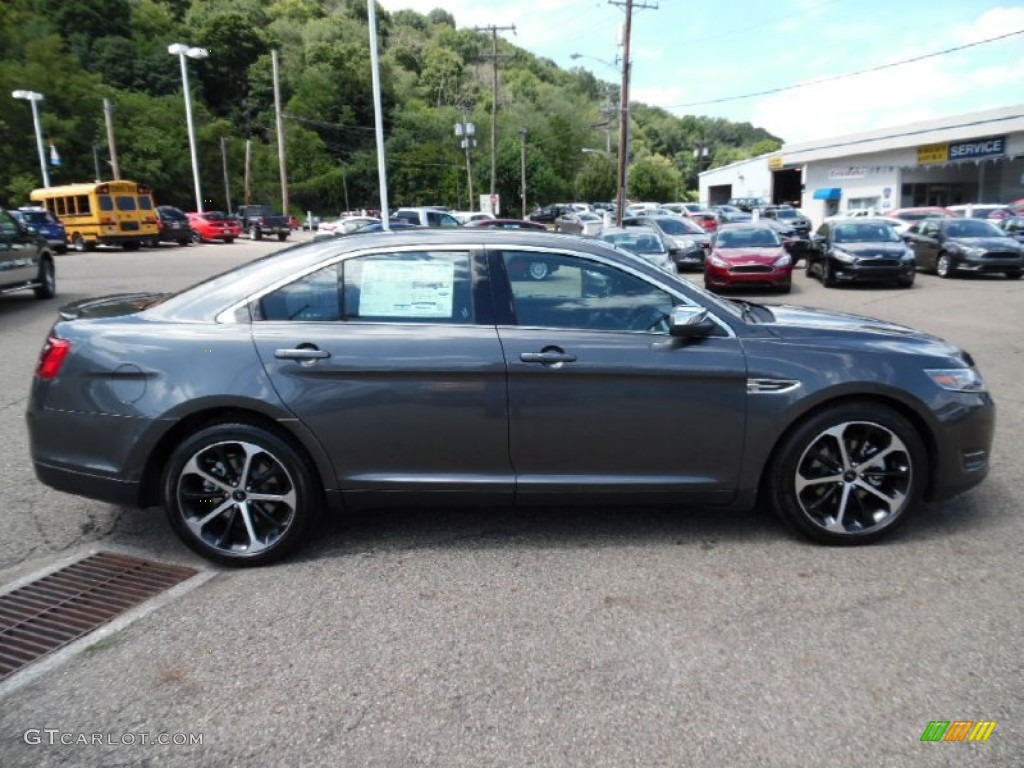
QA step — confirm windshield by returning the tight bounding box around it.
[945,219,1004,238]
[716,228,781,247]
[775,209,801,220]
[602,232,666,254]
[17,210,53,225]
[832,223,901,243]
[657,218,702,235]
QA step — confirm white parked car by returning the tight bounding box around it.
[453,211,496,225]
[317,216,380,235]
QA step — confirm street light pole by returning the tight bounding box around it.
[12,90,50,188]
[455,112,476,210]
[518,129,527,219]
[168,43,209,212]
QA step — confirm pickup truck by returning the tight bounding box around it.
[235,204,290,241]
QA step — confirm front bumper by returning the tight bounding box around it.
[927,392,995,502]
[705,264,792,288]
[830,258,916,283]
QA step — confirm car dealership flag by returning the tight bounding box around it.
[49,142,61,167]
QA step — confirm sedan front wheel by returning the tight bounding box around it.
[767,403,925,545]
[163,423,321,566]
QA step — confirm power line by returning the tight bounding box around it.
[663,27,1024,109]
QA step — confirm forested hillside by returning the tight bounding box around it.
[0,0,781,215]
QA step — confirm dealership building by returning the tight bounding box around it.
[699,103,1024,228]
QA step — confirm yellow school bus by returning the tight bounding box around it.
[30,180,159,251]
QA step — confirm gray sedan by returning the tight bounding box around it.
[27,229,994,565]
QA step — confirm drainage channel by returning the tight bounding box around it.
[0,551,199,683]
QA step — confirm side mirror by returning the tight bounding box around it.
[669,306,715,339]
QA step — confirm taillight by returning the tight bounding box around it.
[36,337,71,380]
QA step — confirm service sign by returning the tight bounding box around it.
[948,136,1006,161]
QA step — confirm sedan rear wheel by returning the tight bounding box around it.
[936,253,954,278]
[163,423,321,566]
[767,403,924,545]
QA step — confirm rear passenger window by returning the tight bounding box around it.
[256,251,473,324]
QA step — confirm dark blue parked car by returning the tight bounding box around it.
[14,206,66,253]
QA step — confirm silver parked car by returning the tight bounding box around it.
[28,229,994,565]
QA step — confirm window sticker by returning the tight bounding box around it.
[359,260,455,318]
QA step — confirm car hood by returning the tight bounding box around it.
[765,304,937,340]
[948,236,1020,250]
[716,247,785,263]
[58,292,170,320]
[833,242,908,257]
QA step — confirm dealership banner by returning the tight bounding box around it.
[917,136,1006,165]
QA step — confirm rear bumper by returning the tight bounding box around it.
[33,459,143,507]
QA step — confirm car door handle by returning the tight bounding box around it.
[274,347,330,360]
[520,350,577,364]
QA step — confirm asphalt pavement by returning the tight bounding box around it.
[0,234,1020,767]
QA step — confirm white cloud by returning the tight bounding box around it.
[958,6,1024,43]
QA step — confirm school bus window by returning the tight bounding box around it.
[139,195,154,210]
[99,195,113,212]
[77,195,91,215]
[116,195,138,211]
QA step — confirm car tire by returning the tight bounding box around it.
[123,242,140,251]
[250,226,262,241]
[178,238,191,246]
[936,253,954,278]
[72,234,87,253]
[897,276,915,288]
[163,423,321,567]
[192,231,203,244]
[822,261,837,287]
[526,261,550,281]
[223,237,234,244]
[1005,270,1021,280]
[777,280,792,294]
[767,402,925,545]
[33,257,56,300]
[277,233,288,241]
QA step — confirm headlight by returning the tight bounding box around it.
[902,249,915,260]
[926,368,986,392]
[709,254,729,268]
[963,246,986,257]
[774,254,792,267]
[832,249,857,263]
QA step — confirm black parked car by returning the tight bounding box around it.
[528,204,571,225]
[151,205,192,246]
[903,217,1023,279]
[806,218,917,288]
[0,207,56,300]
[28,229,994,565]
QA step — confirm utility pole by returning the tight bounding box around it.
[454,109,476,209]
[220,136,232,214]
[609,0,657,226]
[518,129,527,219]
[244,139,252,206]
[103,98,121,180]
[272,49,288,216]
[475,24,516,198]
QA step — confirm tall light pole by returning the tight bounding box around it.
[12,90,50,188]
[168,43,208,212]
[518,129,527,219]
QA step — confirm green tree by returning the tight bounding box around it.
[575,153,616,202]
[628,154,683,202]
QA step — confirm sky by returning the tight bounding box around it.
[377,0,1024,146]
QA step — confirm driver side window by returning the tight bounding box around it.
[501,251,676,333]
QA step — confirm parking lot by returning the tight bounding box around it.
[0,236,1021,766]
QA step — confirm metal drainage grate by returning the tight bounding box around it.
[0,551,197,682]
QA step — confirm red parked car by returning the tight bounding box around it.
[687,211,720,233]
[186,211,241,243]
[704,223,793,293]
